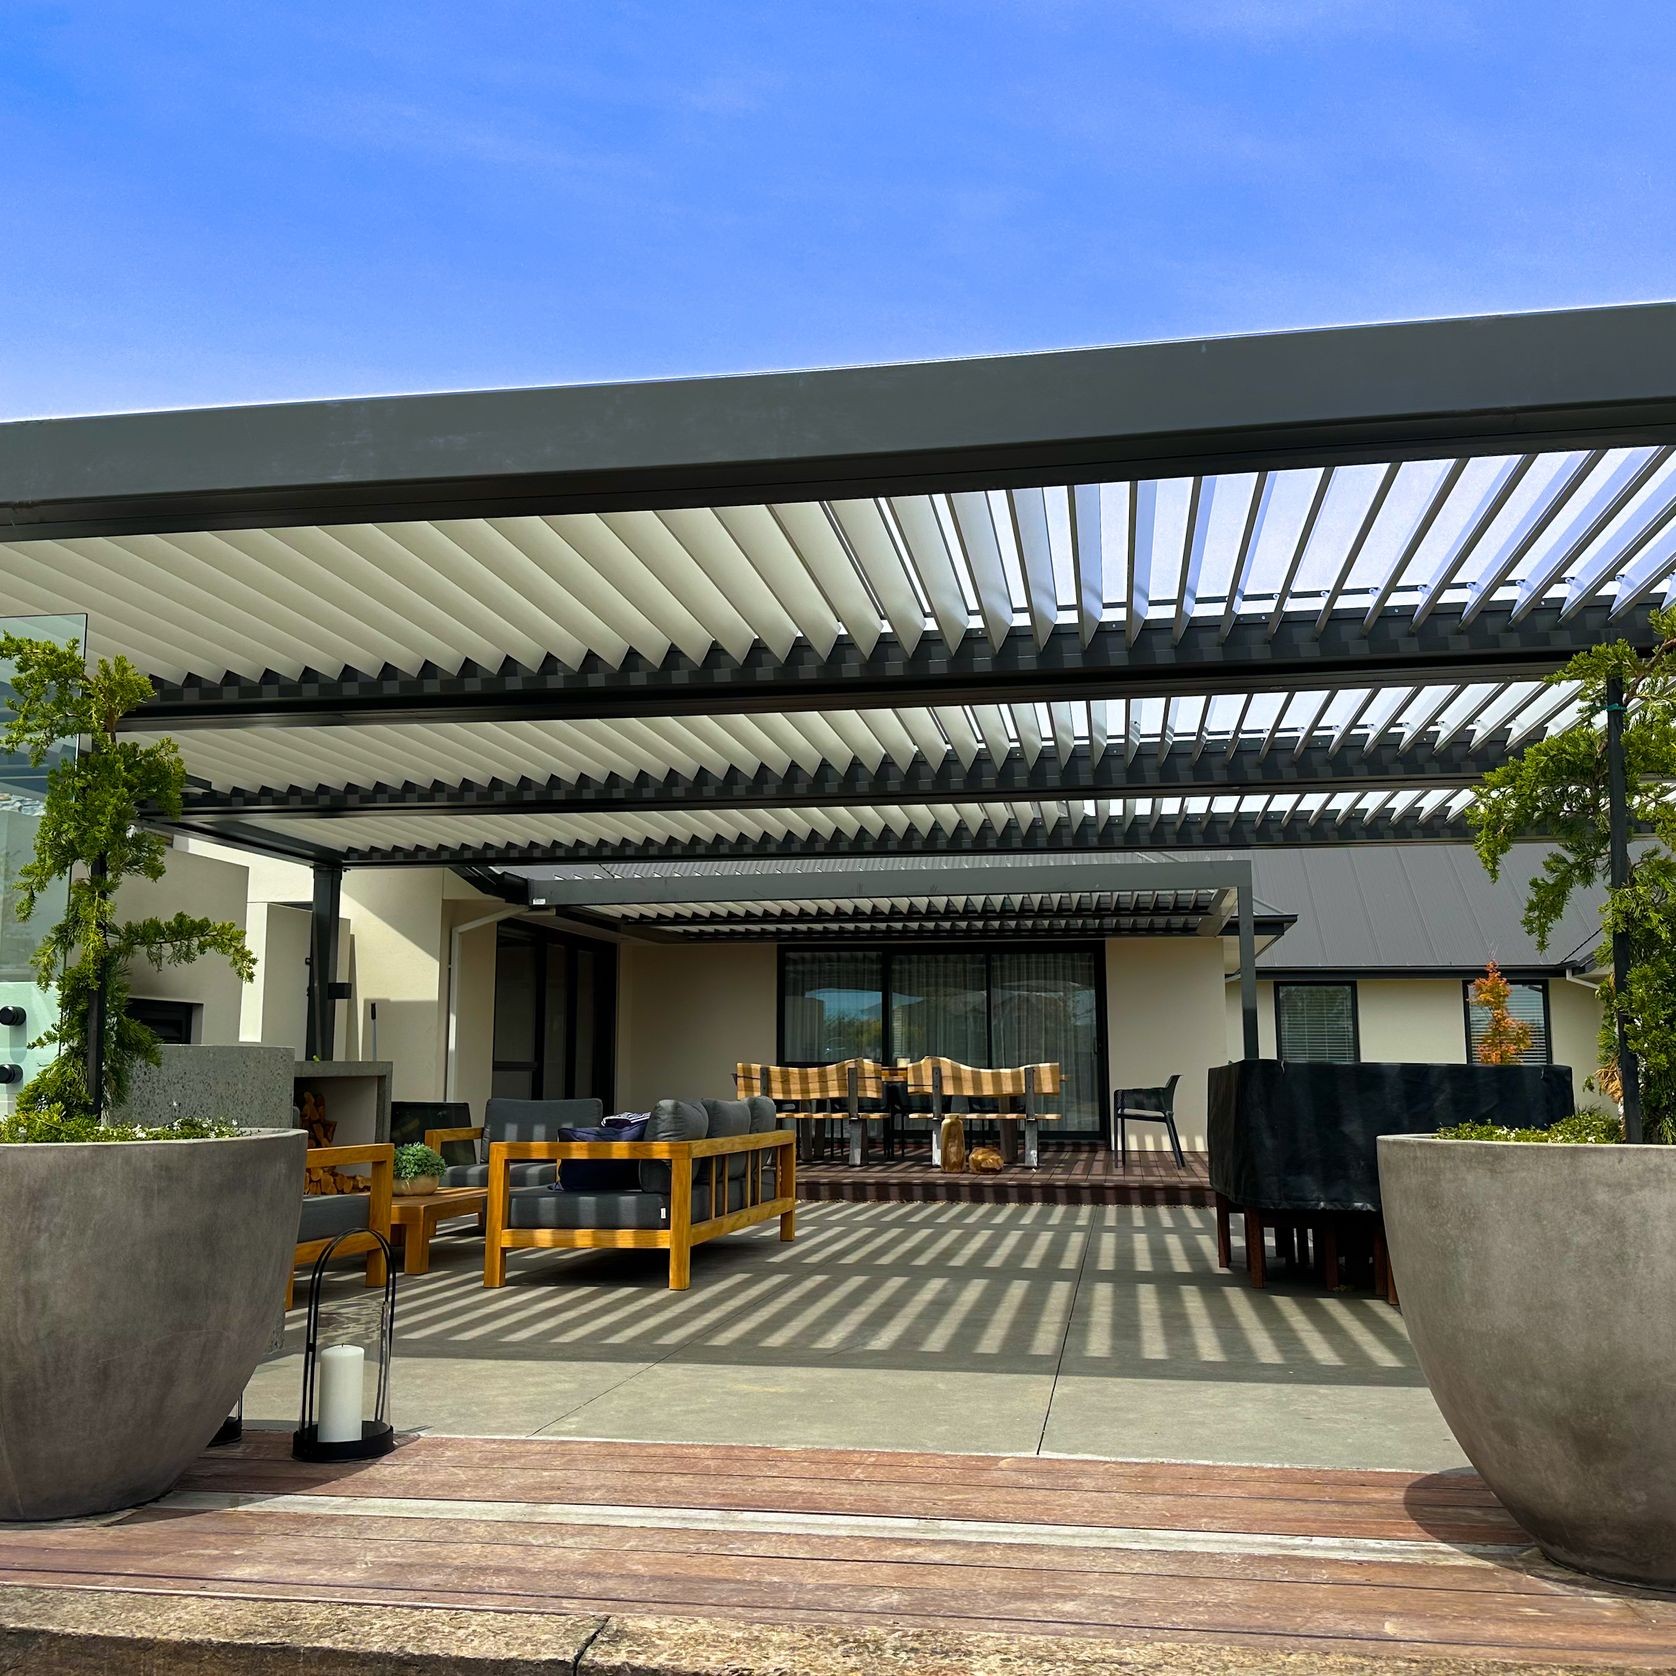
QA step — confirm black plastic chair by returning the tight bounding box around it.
[1112,1075,1185,1170]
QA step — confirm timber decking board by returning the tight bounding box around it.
[3,1431,1673,1668]
[796,1144,1212,1207]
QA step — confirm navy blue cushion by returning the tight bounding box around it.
[556,1118,647,1192]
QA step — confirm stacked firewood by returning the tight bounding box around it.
[305,1164,364,1196]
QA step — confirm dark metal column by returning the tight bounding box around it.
[306,862,343,1062]
[1606,674,1643,1143]
[1237,877,1260,1060]
[85,853,109,1117]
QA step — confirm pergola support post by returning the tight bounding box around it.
[1237,875,1260,1060]
[306,861,343,1063]
[1606,675,1643,1143]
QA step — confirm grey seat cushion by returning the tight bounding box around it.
[507,1180,748,1232]
[702,1097,753,1182]
[509,1188,669,1231]
[443,1161,557,1190]
[298,1193,371,1244]
[638,1098,708,1194]
[484,1097,604,1146]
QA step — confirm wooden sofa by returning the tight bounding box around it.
[482,1096,796,1291]
[289,1142,394,1309]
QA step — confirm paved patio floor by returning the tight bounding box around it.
[249,1199,1465,1473]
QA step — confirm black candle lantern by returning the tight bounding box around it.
[293,1231,397,1462]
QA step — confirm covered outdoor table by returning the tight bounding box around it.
[1207,1058,1575,1292]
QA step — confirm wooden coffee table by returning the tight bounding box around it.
[389,1186,488,1275]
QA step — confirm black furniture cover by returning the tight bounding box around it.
[1207,1059,1576,1214]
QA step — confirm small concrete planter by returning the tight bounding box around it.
[1380,1135,1676,1587]
[0,1129,306,1521]
[395,1174,439,1196]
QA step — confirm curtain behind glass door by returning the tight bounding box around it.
[990,950,1101,1135]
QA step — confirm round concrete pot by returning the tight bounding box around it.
[1379,1135,1676,1587]
[395,1174,439,1196]
[0,1129,306,1520]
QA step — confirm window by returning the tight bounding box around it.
[1275,982,1359,1063]
[126,997,199,1045]
[1464,978,1551,1065]
[491,925,617,1106]
[778,946,1106,1136]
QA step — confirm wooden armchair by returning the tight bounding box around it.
[288,1142,394,1310]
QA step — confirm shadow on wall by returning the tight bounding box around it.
[351,997,439,1099]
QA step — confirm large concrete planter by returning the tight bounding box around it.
[0,1129,306,1520]
[1380,1135,1676,1587]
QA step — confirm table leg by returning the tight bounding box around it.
[1024,1117,1039,1169]
[402,1213,433,1277]
[848,1116,864,1168]
[930,1122,942,1168]
[1214,1194,1232,1269]
[1244,1210,1267,1289]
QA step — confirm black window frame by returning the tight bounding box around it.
[1462,975,1553,1066]
[775,940,1109,1141]
[125,996,201,1045]
[1273,979,1361,1064]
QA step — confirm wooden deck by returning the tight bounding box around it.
[798,1142,1212,1205]
[4,1430,1674,1667]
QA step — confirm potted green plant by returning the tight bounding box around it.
[393,1142,446,1196]
[1378,609,1676,1587]
[0,635,306,1521]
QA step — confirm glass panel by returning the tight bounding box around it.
[1276,984,1358,1063]
[0,614,86,1108]
[891,952,987,1064]
[990,950,1102,1135]
[492,936,538,1065]
[782,951,883,1062]
[573,948,596,1099]
[491,1066,535,1100]
[542,944,570,1098]
[1466,979,1550,1065]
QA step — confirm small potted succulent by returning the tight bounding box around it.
[393,1142,446,1196]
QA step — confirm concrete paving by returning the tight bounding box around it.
[245,1199,1467,1472]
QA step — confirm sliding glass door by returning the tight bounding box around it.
[778,944,1106,1139]
[492,924,617,1107]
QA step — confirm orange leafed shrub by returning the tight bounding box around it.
[1472,960,1533,1066]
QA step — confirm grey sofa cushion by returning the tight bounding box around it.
[508,1188,668,1230]
[484,1097,604,1146]
[702,1097,753,1182]
[638,1098,708,1194]
[507,1178,748,1232]
[443,1161,557,1190]
[298,1193,370,1245]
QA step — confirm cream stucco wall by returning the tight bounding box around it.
[615,942,777,1111]
[1107,938,1229,1151]
[1224,975,1606,1103]
[118,846,250,1045]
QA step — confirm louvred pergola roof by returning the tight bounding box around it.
[3,301,1675,916]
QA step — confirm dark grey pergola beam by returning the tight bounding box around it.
[529,856,1249,910]
[6,303,1676,542]
[173,732,1513,823]
[130,605,1646,731]
[328,809,1472,869]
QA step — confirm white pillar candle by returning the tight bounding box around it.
[317,1344,365,1444]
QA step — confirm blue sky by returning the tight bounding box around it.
[5,1,1673,416]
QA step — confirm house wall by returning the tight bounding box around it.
[117,846,250,1045]
[615,942,778,1111]
[1224,975,1607,1103]
[1105,938,1229,1151]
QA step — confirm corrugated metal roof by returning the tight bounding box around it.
[1237,846,1603,972]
